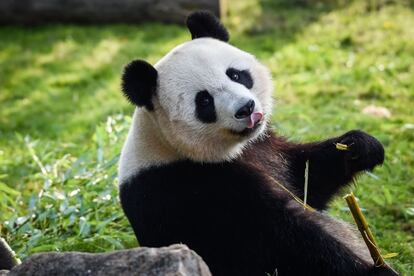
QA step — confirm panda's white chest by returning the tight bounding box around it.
[118,109,181,183]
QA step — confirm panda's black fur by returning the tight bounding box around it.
[119,11,397,276]
[186,11,229,42]
[121,60,157,111]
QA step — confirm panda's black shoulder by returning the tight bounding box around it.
[119,159,267,198]
[119,133,291,199]
[118,156,289,226]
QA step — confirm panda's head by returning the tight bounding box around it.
[121,11,273,162]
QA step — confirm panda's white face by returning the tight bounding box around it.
[119,12,275,180]
[150,38,273,162]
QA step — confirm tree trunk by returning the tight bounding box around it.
[0,0,225,25]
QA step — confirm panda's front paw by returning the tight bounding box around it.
[339,130,385,172]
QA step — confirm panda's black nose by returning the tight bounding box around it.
[235,100,255,119]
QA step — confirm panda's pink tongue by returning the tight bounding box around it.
[247,112,263,129]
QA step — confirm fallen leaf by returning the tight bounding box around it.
[362,105,391,118]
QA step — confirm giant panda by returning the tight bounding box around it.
[118,11,397,276]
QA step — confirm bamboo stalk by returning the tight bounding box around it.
[344,193,384,267]
[303,160,309,210]
[0,237,21,268]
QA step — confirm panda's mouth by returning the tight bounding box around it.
[229,111,264,137]
[229,121,263,137]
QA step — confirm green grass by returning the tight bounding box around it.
[0,0,413,273]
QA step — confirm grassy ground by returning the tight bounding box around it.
[0,0,413,273]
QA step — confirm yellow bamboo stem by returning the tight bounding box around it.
[344,193,385,267]
[303,160,309,210]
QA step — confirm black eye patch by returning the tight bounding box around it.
[226,68,253,89]
[195,90,216,123]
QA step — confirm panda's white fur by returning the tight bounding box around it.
[119,38,273,183]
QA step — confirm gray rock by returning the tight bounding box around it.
[6,244,211,276]
[0,270,9,276]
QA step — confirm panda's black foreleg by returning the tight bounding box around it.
[269,198,398,276]
[286,130,385,210]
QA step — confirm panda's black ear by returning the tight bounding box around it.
[121,60,157,111]
[186,11,229,42]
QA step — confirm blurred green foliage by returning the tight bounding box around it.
[0,0,413,273]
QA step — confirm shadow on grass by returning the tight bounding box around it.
[0,24,185,141]
[228,0,351,58]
